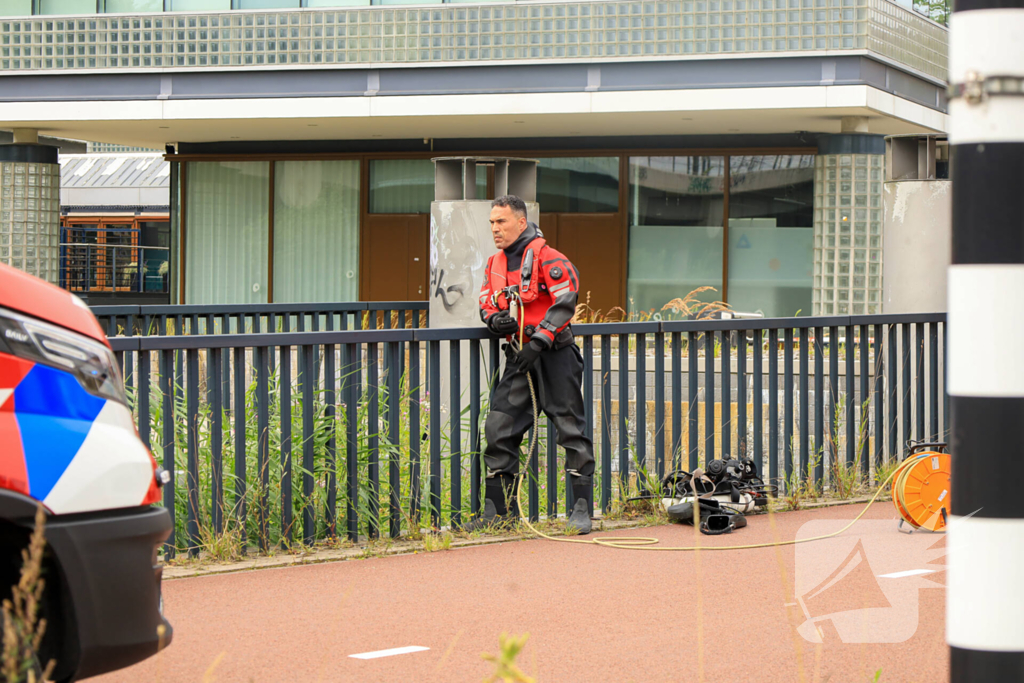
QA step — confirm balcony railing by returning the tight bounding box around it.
[0,0,947,82]
[60,243,169,295]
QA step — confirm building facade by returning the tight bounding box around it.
[58,152,171,304]
[0,0,948,316]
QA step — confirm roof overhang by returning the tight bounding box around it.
[0,55,948,148]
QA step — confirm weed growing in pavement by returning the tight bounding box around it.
[422,531,454,552]
[356,538,394,560]
[780,444,823,512]
[2,505,55,683]
[196,519,246,563]
[827,399,872,499]
[481,633,535,683]
[874,458,899,490]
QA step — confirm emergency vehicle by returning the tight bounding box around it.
[0,262,172,680]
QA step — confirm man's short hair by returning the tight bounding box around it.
[491,195,528,220]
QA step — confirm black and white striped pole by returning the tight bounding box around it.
[946,0,1024,678]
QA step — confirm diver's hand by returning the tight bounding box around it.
[515,338,546,373]
[487,311,519,336]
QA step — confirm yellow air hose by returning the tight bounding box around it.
[503,290,899,552]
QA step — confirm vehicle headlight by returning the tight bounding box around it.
[0,306,127,405]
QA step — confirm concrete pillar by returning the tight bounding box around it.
[428,158,540,523]
[0,144,61,284]
[812,135,886,315]
[882,135,951,313]
[429,158,539,329]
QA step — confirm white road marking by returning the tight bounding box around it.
[349,646,430,660]
[878,569,937,579]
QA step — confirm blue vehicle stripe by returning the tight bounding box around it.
[14,365,105,501]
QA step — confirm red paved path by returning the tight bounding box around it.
[97,503,947,683]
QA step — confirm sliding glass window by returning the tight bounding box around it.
[185,161,269,305]
[273,160,360,303]
[537,157,619,212]
[727,154,815,317]
[627,156,725,314]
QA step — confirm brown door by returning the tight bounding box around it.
[542,213,623,316]
[363,214,429,301]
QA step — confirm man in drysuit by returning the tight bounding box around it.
[464,194,594,534]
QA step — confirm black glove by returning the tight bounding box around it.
[515,338,547,373]
[487,311,519,336]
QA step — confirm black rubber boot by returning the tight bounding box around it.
[461,475,516,532]
[566,498,592,535]
[570,474,594,519]
[460,498,503,532]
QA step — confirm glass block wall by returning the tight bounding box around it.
[812,153,884,315]
[0,0,947,83]
[0,161,60,284]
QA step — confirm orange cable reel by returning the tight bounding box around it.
[891,442,951,532]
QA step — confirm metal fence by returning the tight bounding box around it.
[107,312,946,556]
[92,301,428,337]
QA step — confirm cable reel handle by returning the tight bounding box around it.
[907,441,948,456]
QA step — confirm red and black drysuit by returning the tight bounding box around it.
[479,222,595,516]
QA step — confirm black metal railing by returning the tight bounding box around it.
[108,312,947,556]
[61,243,170,294]
[92,301,429,337]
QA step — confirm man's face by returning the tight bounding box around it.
[489,204,528,250]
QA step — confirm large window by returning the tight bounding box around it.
[185,161,270,305]
[627,156,725,314]
[537,157,619,213]
[273,160,360,303]
[727,154,815,317]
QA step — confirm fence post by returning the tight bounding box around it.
[946,1,1024,675]
[185,348,201,555]
[159,348,176,559]
[255,345,270,552]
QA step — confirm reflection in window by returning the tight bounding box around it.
[370,159,434,213]
[627,156,725,314]
[103,0,164,11]
[370,159,485,213]
[728,155,815,317]
[165,0,231,10]
[537,157,619,212]
[138,221,171,293]
[235,0,300,9]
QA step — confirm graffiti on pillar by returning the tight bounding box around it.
[430,267,466,313]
